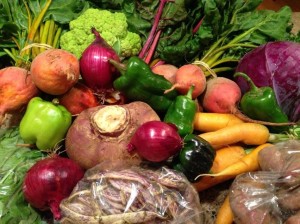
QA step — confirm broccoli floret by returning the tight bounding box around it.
[120,32,142,58]
[60,8,142,59]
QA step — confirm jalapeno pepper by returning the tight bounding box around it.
[164,86,197,137]
[234,72,290,132]
[19,97,72,151]
[173,134,215,182]
[110,56,178,114]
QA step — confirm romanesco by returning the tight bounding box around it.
[60,8,142,59]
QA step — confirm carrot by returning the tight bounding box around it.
[193,112,244,132]
[192,143,273,191]
[211,145,246,173]
[215,194,234,224]
[199,122,270,149]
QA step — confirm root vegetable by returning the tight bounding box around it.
[65,102,160,169]
[23,155,85,220]
[199,123,270,149]
[201,77,241,113]
[152,64,178,84]
[165,64,206,99]
[193,112,244,132]
[80,28,120,91]
[128,121,182,162]
[215,195,234,224]
[210,145,246,173]
[192,143,273,191]
[30,49,80,95]
[0,67,39,118]
[58,82,99,115]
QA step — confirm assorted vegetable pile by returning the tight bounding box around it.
[0,0,300,223]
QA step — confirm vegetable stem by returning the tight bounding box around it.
[204,67,234,76]
[27,0,52,43]
[17,0,52,66]
[40,20,51,53]
[233,72,259,90]
[138,0,171,60]
[23,0,32,31]
[193,16,205,34]
[205,43,257,66]
[144,30,162,64]
[198,17,270,73]
[53,27,62,48]
[47,19,56,46]
[210,58,239,68]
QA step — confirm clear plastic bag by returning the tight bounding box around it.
[229,140,300,224]
[59,161,203,224]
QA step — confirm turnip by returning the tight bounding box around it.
[30,49,80,95]
[164,64,207,99]
[152,64,178,84]
[65,102,160,169]
[202,77,241,114]
[0,67,39,124]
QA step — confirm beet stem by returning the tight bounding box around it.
[138,0,172,60]
[144,30,162,64]
[192,16,205,34]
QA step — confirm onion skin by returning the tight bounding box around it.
[128,121,183,162]
[80,28,120,91]
[0,67,39,115]
[23,155,85,220]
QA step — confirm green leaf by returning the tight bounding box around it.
[44,0,90,24]
[0,127,45,223]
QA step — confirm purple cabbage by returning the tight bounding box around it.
[235,41,300,122]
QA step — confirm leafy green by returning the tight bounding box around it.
[0,127,45,223]
[158,0,295,67]
[96,0,297,68]
[193,4,294,75]
[0,0,90,68]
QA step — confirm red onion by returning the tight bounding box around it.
[80,28,120,91]
[127,121,183,162]
[23,155,85,220]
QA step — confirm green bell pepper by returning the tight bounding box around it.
[19,97,72,151]
[164,86,197,137]
[110,56,178,114]
[234,72,290,132]
[173,134,215,182]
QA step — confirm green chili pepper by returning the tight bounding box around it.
[19,97,72,151]
[110,56,178,114]
[234,72,290,132]
[164,86,197,137]
[173,134,215,182]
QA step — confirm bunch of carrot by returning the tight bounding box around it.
[192,112,274,223]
